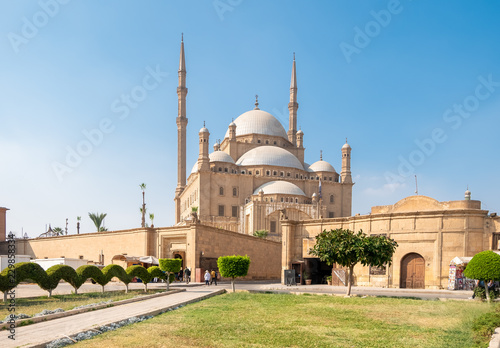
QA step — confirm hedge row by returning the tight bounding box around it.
[0,262,172,298]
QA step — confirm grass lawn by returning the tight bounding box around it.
[0,289,166,319]
[74,292,495,348]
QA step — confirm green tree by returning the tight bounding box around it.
[253,230,268,239]
[88,212,107,233]
[463,250,500,302]
[310,229,397,296]
[149,213,155,228]
[217,255,251,292]
[159,258,182,291]
[52,227,64,236]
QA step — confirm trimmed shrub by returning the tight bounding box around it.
[217,255,251,292]
[464,250,500,301]
[147,266,166,281]
[159,259,182,291]
[126,265,152,292]
[76,265,107,291]
[44,265,79,296]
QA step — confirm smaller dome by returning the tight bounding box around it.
[312,192,317,197]
[308,160,336,173]
[199,127,209,133]
[229,121,236,127]
[253,181,306,196]
[209,151,235,164]
[297,129,303,135]
[342,142,351,149]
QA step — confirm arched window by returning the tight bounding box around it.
[219,187,224,196]
[330,195,334,203]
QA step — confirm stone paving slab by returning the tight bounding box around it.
[0,287,224,348]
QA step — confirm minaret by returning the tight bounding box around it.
[175,34,188,223]
[465,187,471,200]
[198,122,210,171]
[296,128,304,148]
[341,139,352,183]
[287,53,298,146]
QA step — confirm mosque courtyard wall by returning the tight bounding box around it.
[281,195,499,289]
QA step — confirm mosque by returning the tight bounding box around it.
[174,38,353,239]
[1,38,499,288]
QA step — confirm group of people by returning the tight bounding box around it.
[175,267,191,284]
[204,269,219,285]
[471,279,497,299]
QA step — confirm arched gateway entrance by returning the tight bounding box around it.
[400,253,425,289]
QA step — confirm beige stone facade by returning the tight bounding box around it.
[282,195,500,289]
[4,223,281,281]
[174,40,353,238]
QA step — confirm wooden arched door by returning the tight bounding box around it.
[400,253,425,289]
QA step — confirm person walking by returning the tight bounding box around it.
[184,267,191,284]
[204,270,211,286]
[210,269,217,285]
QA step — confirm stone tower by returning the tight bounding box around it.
[175,35,188,224]
[198,124,210,171]
[287,53,298,146]
[341,140,352,184]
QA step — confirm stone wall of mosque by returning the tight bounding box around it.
[281,196,496,289]
[4,228,154,266]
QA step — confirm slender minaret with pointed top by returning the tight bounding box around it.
[288,53,299,146]
[175,34,188,224]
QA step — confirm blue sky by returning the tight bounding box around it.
[1,1,499,237]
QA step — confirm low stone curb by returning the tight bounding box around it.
[30,289,226,348]
[0,289,185,331]
[490,328,500,348]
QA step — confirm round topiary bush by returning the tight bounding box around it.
[464,251,500,281]
[464,250,500,301]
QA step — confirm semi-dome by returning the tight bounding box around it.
[308,160,336,173]
[209,151,235,164]
[224,109,288,139]
[190,162,198,175]
[253,181,306,196]
[236,146,304,170]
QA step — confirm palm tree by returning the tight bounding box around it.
[149,213,155,228]
[88,212,107,233]
[140,183,146,227]
[52,227,64,236]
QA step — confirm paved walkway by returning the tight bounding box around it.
[1,287,224,348]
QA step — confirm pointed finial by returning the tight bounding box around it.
[345,137,348,144]
[320,150,323,161]
[293,52,295,61]
[203,121,205,127]
[181,32,183,42]
[254,94,259,110]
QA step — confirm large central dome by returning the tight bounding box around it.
[224,109,288,139]
[236,146,304,170]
